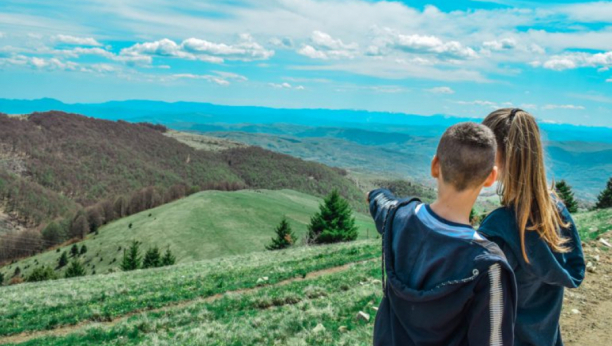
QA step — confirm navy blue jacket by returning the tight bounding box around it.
[478,201,585,346]
[369,189,517,346]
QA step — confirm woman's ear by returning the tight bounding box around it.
[431,155,440,179]
[483,166,498,187]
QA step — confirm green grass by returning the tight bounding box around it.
[0,240,381,340]
[1,189,375,280]
[574,208,612,241]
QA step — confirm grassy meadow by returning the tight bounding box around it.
[0,240,382,345]
[0,189,375,279]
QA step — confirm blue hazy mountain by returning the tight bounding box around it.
[1,98,611,201]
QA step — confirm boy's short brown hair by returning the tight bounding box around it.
[436,122,497,191]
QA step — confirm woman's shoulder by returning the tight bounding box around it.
[478,206,517,239]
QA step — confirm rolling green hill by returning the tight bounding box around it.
[0,189,375,280]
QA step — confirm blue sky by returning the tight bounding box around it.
[0,0,611,126]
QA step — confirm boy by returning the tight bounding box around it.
[368,122,516,346]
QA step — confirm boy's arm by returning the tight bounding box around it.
[368,189,399,235]
[467,264,516,346]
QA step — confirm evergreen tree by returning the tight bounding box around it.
[65,259,86,278]
[70,244,79,257]
[13,266,20,277]
[0,272,4,285]
[161,248,176,266]
[266,217,295,250]
[307,190,358,244]
[80,245,88,255]
[595,177,612,209]
[142,246,162,269]
[120,241,142,271]
[27,266,58,282]
[58,251,69,268]
[555,180,578,213]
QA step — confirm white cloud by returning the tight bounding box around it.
[540,51,612,71]
[482,38,517,51]
[268,82,304,90]
[607,78,612,83]
[297,31,358,60]
[53,34,102,46]
[120,35,274,64]
[541,104,585,110]
[426,86,454,94]
[379,28,478,60]
[169,71,248,85]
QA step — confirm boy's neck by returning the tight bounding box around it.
[430,185,479,226]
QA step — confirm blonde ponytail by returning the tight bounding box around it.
[483,109,569,263]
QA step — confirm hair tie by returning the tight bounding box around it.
[509,108,522,121]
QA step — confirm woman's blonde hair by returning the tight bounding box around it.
[483,108,569,263]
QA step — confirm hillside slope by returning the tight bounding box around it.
[0,112,364,229]
[0,189,375,279]
[0,227,610,345]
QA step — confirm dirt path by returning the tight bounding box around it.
[0,259,374,345]
[562,240,612,346]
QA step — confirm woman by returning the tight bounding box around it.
[478,108,585,346]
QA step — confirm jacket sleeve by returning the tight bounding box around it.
[467,263,516,346]
[368,189,399,235]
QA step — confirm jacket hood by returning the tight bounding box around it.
[479,203,585,289]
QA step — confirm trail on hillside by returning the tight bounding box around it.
[0,259,375,345]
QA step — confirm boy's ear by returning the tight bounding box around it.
[431,155,440,179]
[483,165,498,188]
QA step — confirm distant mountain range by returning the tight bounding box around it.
[2,98,612,143]
[1,98,611,201]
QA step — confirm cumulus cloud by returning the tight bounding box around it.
[378,28,478,60]
[540,51,612,71]
[541,104,585,110]
[53,34,102,46]
[426,86,454,94]
[120,34,274,64]
[297,31,358,60]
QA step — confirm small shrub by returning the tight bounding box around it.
[27,266,58,282]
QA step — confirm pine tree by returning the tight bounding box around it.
[161,248,176,266]
[266,217,295,250]
[307,190,358,244]
[80,245,88,255]
[595,177,612,209]
[120,241,142,271]
[13,266,20,277]
[70,244,79,257]
[555,180,578,213]
[142,246,162,269]
[0,272,4,285]
[58,251,69,268]
[65,259,86,278]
